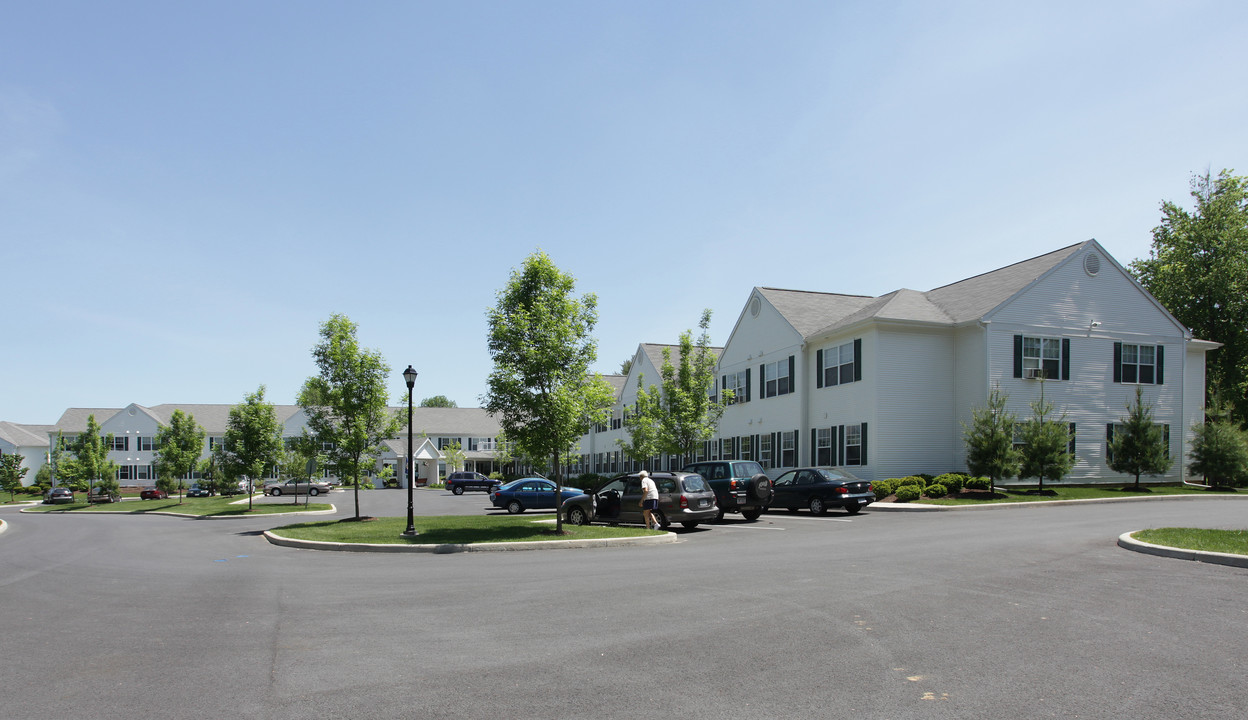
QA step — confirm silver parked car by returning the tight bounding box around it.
[263,479,332,497]
[561,471,718,530]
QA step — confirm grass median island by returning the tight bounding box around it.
[913,484,1235,505]
[25,495,332,516]
[271,514,661,545]
[1133,528,1248,556]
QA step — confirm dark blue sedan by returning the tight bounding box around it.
[490,478,584,514]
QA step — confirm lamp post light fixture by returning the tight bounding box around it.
[402,365,418,537]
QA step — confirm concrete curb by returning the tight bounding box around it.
[872,493,1248,512]
[263,529,679,553]
[19,504,338,519]
[1117,532,1248,569]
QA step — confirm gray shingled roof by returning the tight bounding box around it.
[639,343,724,371]
[0,421,53,448]
[761,241,1088,340]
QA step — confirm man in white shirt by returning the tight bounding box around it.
[638,470,660,530]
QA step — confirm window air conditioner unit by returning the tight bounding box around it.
[1024,368,1044,380]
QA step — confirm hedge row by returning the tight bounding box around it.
[873,473,991,502]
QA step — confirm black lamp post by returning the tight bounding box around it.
[402,365,418,537]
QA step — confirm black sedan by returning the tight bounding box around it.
[770,467,875,515]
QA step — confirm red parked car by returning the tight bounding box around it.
[139,487,168,500]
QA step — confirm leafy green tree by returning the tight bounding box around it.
[34,461,52,490]
[484,250,615,532]
[962,385,1021,494]
[1107,386,1173,490]
[654,310,730,461]
[618,358,633,376]
[154,409,206,501]
[1188,407,1248,487]
[440,440,466,478]
[619,374,662,465]
[419,395,457,408]
[220,386,285,511]
[1017,382,1074,492]
[0,453,29,501]
[64,414,119,495]
[1131,169,1248,421]
[298,314,402,520]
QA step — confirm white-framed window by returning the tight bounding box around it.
[845,425,862,466]
[137,436,154,452]
[821,341,857,387]
[1022,336,1062,380]
[781,431,796,467]
[722,370,750,404]
[117,465,133,481]
[763,358,792,398]
[209,436,226,451]
[1118,343,1159,385]
[611,411,622,430]
[739,436,752,462]
[108,436,129,451]
[815,428,833,466]
[759,435,772,468]
[437,437,460,450]
[722,437,736,460]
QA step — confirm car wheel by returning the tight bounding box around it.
[809,497,826,515]
[507,500,524,514]
[748,473,774,505]
[452,486,464,496]
[270,488,282,497]
[652,509,668,530]
[568,505,590,526]
[681,521,699,529]
[740,509,763,521]
[845,504,861,515]
[309,488,320,496]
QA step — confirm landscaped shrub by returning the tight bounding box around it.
[964,476,991,491]
[894,484,921,502]
[925,483,948,498]
[872,478,899,498]
[917,473,935,482]
[933,473,965,494]
[897,475,926,490]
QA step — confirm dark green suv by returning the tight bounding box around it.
[680,460,773,521]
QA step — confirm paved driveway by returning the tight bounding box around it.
[2,491,1245,719]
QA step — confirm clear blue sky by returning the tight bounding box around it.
[3,1,1247,424]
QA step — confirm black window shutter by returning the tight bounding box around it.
[788,355,796,393]
[759,364,766,396]
[861,422,868,465]
[721,375,728,402]
[816,349,824,389]
[1013,335,1023,378]
[854,338,862,382]
[810,428,817,465]
[1068,422,1076,455]
[1113,343,1122,383]
[1156,345,1164,385]
[1061,338,1070,381]
[837,425,845,466]
[745,368,751,401]
[792,429,799,465]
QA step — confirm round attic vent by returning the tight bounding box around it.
[1083,253,1101,277]
[750,297,761,317]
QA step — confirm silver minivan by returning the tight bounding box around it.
[561,471,719,530]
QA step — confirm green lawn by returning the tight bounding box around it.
[271,514,662,545]
[1133,528,1248,556]
[913,485,1235,505]
[23,495,332,516]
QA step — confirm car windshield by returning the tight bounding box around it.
[681,475,710,493]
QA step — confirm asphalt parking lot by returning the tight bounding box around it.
[3,489,1246,720]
